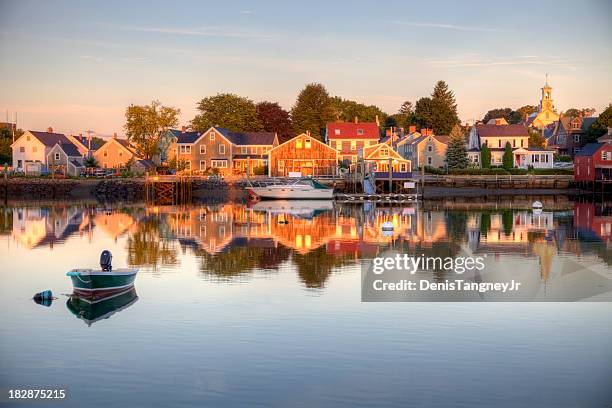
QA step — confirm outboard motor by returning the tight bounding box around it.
[100,250,113,272]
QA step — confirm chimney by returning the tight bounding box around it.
[409,125,416,134]
[306,130,311,136]
[375,115,380,126]
[354,116,358,123]
[47,127,53,133]
[113,132,117,139]
[181,126,187,133]
[420,128,426,135]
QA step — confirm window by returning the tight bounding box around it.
[296,139,303,149]
[513,140,516,147]
[572,122,580,129]
[400,162,408,172]
[200,160,206,170]
[533,154,539,163]
[602,151,612,161]
[54,153,60,161]
[350,141,357,150]
[336,141,342,150]
[278,160,284,172]
[219,144,225,154]
[104,150,108,157]
[498,140,502,148]
[334,129,340,135]
[32,146,37,153]
[26,135,30,141]
[305,139,312,149]
[357,129,364,135]
[381,148,389,156]
[209,132,215,140]
[119,151,123,157]
[241,146,247,154]
[573,135,580,143]
[200,145,206,154]
[573,147,580,154]
[428,145,432,152]
[427,157,432,165]
[19,146,25,153]
[184,160,191,170]
[521,139,524,147]
[212,160,227,168]
[179,145,191,154]
[251,146,258,154]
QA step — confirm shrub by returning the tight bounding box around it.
[253,165,267,175]
[554,154,572,162]
[424,166,446,175]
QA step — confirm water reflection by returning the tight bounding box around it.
[1,200,610,290]
[66,287,139,326]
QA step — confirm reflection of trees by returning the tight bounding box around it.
[445,211,467,242]
[126,217,178,267]
[0,207,12,235]
[502,210,513,236]
[480,212,491,236]
[292,246,354,289]
[198,245,291,279]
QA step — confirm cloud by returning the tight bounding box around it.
[392,21,509,32]
[240,10,253,14]
[118,25,273,40]
[425,55,577,69]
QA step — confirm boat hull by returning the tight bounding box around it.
[67,268,138,296]
[67,287,138,325]
[247,187,333,200]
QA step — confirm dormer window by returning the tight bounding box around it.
[305,139,312,149]
[209,132,215,140]
[296,139,303,149]
[334,129,340,135]
[572,122,580,129]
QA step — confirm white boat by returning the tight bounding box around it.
[247,178,334,200]
[251,200,334,217]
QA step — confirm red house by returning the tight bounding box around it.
[574,142,612,182]
[326,121,380,164]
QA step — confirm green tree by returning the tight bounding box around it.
[444,125,469,169]
[502,210,514,236]
[502,141,514,169]
[330,96,387,125]
[124,100,180,160]
[586,104,612,142]
[512,105,537,123]
[84,156,98,168]
[563,107,595,118]
[415,81,460,134]
[291,83,335,140]
[191,93,262,132]
[483,108,513,123]
[0,127,22,165]
[528,128,546,148]
[480,143,491,168]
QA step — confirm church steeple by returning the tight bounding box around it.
[540,74,553,112]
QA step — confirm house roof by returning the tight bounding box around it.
[326,122,380,140]
[581,117,597,132]
[575,143,604,157]
[433,135,450,144]
[114,138,137,154]
[170,129,201,144]
[597,134,612,143]
[217,129,276,145]
[135,159,156,169]
[474,124,529,137]
[58,143,81,157]
[29,131,72,147]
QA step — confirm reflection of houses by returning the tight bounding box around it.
[574,203,612,245]
[12,206,90,248]
[94,211,139,241]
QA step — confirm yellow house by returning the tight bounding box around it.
[94,137,139,169]
[398,133,449,168]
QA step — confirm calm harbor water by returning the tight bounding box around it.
[1,200,611,407]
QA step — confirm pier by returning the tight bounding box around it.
[145,175,193,205]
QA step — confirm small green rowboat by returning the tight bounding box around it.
[66,268,138,297]
[67,287,138,326]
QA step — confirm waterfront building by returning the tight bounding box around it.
[325,121,380,164]
[574,142,612,182]
[268,132,338,177]
[167,127,278,176]
[93,136,155,174]
[552,115,598,157]
[10,127,89,174]
[398,130,448,169]
[46,142,85,176]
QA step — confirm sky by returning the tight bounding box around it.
[0,0,611,137]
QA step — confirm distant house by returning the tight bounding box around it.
[468,124,535,167]
[268,133,337,177]
[574,143,612,182]
[46,142,85,176]
[11,127,87,174]
[362,143,411,177]
[553,115,597,157]
[326,121,380,164]
[511,147,554,169]
[94,137,141,170]
[167,127,279,175]
[397,130,448,169]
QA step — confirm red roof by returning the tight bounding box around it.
[327,122,379,140]
[474,124,529,137]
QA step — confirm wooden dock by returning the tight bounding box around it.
[145,175,193,205]
[334,193,420,203]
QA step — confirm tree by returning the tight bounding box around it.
[483,108,513,123]
[480,143,491,168]
[0,127,22,165]
[191,93,262,132]
[392,101,416,129]
[330,96,387,125]
[84,156,98,168]
[528,128,546,148]
[563,107,595,118]
[512,105,537,124]
[124,100,180,160]
[415,81,460,134]
[255,101,292,141]
[585,104,612,142]
[444,125,469,169]
[502,141,514,169]
[291,83,335,140]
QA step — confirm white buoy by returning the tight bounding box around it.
[381,221,394,231]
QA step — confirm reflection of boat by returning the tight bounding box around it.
[67,287,138,326]
[251,200,334,218]
[247,178,334,200]
[66,251,138,296]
